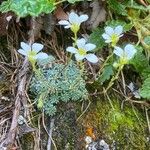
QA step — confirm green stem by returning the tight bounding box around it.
[98,52,114,75]
[32,63,43,79]
[78,61,85,74]
[54,0,66,5]
[32,63,37,72]
[73,32,77,47]
[68,32,77,63]
[105,65,123,92]
[105,91,114,110]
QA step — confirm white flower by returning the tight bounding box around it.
[66,38,98,63]
[18,42,48,61]
[85,136,92,144]
[99,140,110,150]
[127,82,141,99]
[58,12,88,33]
[18,115,26,125]
[102,25,123,47]
[114,44,136,64]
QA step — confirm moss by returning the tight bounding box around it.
[20,133,34,150]
[81,99,149,150]
[50,102,85,150]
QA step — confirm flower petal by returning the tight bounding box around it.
[18,49,27,56]
[64,25,71,29]
[84,43,96,51]
[75,53,85,61]
[114,25,123,35]
[66,46,77,53]
[79,14,88,23]
[124,44,136,59]
[85,54,98,63]
[32,43,44,53]
[35,52,48,60]
[119,34,123,38]
[105,39,111,43]
[102,33,110,40]
[58,20,70,26]
[69,12,80,24]
[114,46,124,57]
[105,26,114,36]
[77,38,86,49]
[21,42,31,52]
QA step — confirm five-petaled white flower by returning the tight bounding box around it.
[114,44,136,64]
[102,25,123,47]
[18,42,48,61]
[58,12,88,33]
[66,38,98,63]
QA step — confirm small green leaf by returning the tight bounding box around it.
[89,28,106,51]
[130,46,150,79]
[140,76,150,99]
[141,68,150,80]
[0,0,56,17]
[99,65,114,84]
[125,1,150,11]
[107,0,127,16]
[144,36,150,45]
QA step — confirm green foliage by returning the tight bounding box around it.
[130,47,150,99]
[0,0,56,17]
[107,0,127,16]
[141,68,150,80]
[140,76,150,99]
[107,0,150,17]
[99,65,114,84]
[125,1,150,11]
[89,28,106,50]
[30,61,88,116]
[0,0,85,17]
[144,36,150,45]
[106,20,133,32]
[130,47,150,79]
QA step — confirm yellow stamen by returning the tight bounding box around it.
[71,23,80,34]
[27,50,37,65]
[78,48,87,56]
[111,34,119,47]
[27,50,37,57]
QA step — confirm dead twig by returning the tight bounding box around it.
[87,0,106,29]
[2,58,29,148]
[145,107,150,134]
[1,16,37,148]
[47,118,55,150]
[42,113,57,150]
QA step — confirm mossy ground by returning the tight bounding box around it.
[20,99,149,150]
[80,99,149,150]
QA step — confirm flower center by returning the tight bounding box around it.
[27,50,37,64]
[71,23,80,34]
[78,48,87,56]
[27,50,37,58]
[120,54,128,65]
[111,34,119,47]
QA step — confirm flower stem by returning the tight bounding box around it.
[105,65,123,92]
[55,0,66,5]
[78,61,85,74]
[73,32,77,47]
[98,52,114,75]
